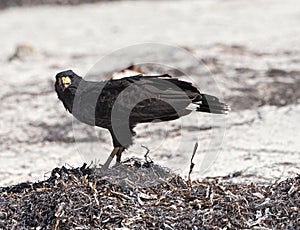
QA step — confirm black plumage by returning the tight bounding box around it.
[55,70,229,168]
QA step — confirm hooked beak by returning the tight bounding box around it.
[60,76,71,91]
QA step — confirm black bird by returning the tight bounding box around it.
[55,70,229,168]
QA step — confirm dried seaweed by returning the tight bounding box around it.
[0,160,299,229]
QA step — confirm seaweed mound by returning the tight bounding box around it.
[0,159,299,229]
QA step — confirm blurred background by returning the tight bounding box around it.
[0,0,299,186]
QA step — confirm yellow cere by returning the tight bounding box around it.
[61,76,71,87]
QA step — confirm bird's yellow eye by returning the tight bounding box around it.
[61,76,71,88]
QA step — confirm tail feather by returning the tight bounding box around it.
[194,94,230,114]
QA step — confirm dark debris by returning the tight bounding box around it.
[0,160,299,229]
[0,0,117,9]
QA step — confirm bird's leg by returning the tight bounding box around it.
[102,147,120,170]
[116,147,125,163]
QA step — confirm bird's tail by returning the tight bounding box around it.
[188,93,230,114]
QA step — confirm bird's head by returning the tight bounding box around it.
[55,70,82,92]
[55,70,83,113]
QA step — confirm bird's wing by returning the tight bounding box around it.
[104,75,201,123]
[72,75,201,124]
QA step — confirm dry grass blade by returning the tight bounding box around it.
[187,142,198,186]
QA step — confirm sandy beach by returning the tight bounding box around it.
[0,0,299,186]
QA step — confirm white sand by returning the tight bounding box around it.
[0,0,299,186]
